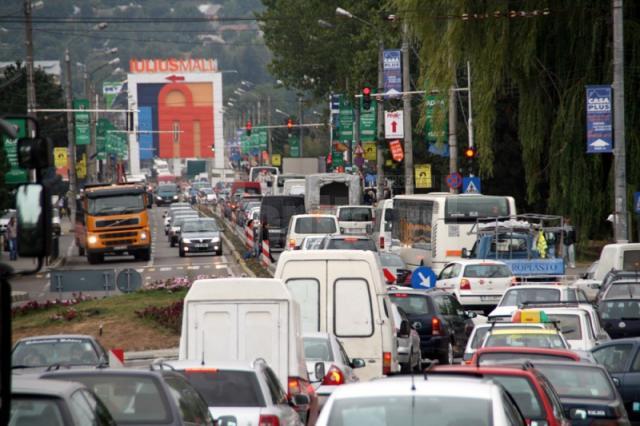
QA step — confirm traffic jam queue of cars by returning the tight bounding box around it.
[10,180,640,426]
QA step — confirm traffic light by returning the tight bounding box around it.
[246,121,252,136]
[464,147,476,159]
[287,118,293,136]
[362,86,372,111]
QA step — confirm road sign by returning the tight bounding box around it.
[384,110,404,139]
[462,176,482,194]
[364,142,376,161]
[271,154,281,166]
[74,99,90,145]
[446,172,462,189]
[586,85,613,153]
[116,268,142,293]
[0,118,28,185]
[411,266,437,290]
[388,139,404,162]
[635,192,640,214]
[54,147,68,168]
[415,164,432,189]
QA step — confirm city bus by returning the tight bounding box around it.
[392,192,517,272]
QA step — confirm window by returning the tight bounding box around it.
[263,367,287,405]
[435,296,454,315]
[444,196,510,223]
[304,338,334,361]
[546,314,582,340]
[181,369,264,408]
[448,296,465,316]
[334,279,374,337]
[622,250,640,270]
[10,398,65,426]
[535,365,614,400]
[500,288,560,306]
[287,279,320,332]
[295,217,337,234]
[69,390,99,425]
[488,376,543,419]
[388,295,431,316]
[164,374,214,425]
[593,344,633,373]
[338,208,372,222]
[88,195,144,216]
[500,389,525,426]
[78,390,114,426]
[463,264,512,278]
[393,199,432,250]
[605,283,640,299]
[438,264,456,280]
[337,340,352,366]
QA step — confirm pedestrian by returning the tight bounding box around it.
[7,215,17,261]
[563,217,576,268]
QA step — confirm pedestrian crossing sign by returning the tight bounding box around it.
[462,176,481,194]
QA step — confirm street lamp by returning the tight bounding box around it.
[275,108,289,117]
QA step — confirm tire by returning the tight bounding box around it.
[87,252,103,264]
[439,342,454,365]
[77,244,85,256]
[217,248,223,256]
[139,249,151,261]
[170,239,175,248]
[179,245,185,257]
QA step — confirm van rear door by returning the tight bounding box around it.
[282,260,327,333]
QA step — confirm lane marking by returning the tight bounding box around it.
[187,266,200,270]
[159,267,171,272]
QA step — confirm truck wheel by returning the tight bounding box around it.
[77,244,85,256]
[138,249,151,261]
[179,245,185,257]
[87,253,103,264]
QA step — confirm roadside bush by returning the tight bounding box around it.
[11,293,95,317]
[135,301,183,334]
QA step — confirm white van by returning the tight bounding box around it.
[283,179,306,196]
[574,243,640,290]
[336,205,374,235]
[274,250,400,380]
[178,278,312,406]
[373,199,393,251]
[285,214,340,250]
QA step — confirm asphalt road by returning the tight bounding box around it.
[10,205,244,303]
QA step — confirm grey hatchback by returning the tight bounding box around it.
[179,218,223,257]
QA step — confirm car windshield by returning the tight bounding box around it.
[180,369,265,408]
[486,375,543,419]
[326,238,376,251]
[599,300,640,319]
[464,264,512,278]
[338,208,372,222]
[158,184,177,194]
[471,325,544,350]
[534,365,614,400]
[379,253,406,268]
[88,194,144,216]
[10,398,65,426]
[388,294,432,316]
[327,395,492,426]
[295,217,337,234]
[606,283,640,299]
[500,288,561,306]
[12,338,99,367]
[478,352,576,365]
[546,314,582,340]
[484,332,566,349]
[182,220,218,233]
[55,374,170,423]
[303,337,334,361]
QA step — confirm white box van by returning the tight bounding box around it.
[274,250,400,380]
[373,199,393,251]
[285,214,340,250]
[336,205,374,235]
[178,278,311,406]
[574,243,640,290]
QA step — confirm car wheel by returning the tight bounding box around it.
[170,239,175,248]
[179,245,185,257]
[87,253,103,264]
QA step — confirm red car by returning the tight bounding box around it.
[432,364,571,426]
[469,346,582,366]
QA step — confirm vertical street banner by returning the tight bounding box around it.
[258,128,268,151]
[1,118,28,184]
[359,94,377,141]
[415,164,432,188]
[288,134,300,157]
[74,99,90,145]
[383,49,402,97]
[138,106,154,160]
[102,81,124,108]
[76,153,87,179]
[331,144,344,167]
[586,85,613,153]
[54,147,69,180]
[337,97,354,142]
[388,139,404,162]
[96,118,109,160]
[363,142,377,161]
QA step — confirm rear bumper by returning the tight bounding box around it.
[456,292,503,308]
[419,335,448,359]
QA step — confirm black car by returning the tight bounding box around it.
[528,360,630,425]
[40,368,215,426]
[260,195,305,250]
[592,337,640,422]
[155,183,180,206]
[598,298,640,339]
[387,288,475,365]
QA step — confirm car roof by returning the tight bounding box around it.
[474,323,545,331]
[13,377,86,397]
[489,328,559,335]
[473,346,580,360]
[594,336,640,345]
[325,235,371,240]
[445,259,510,266]
[15,335,97,343]
[432,365,537,378]
[158,360,260,372]
[293,214,336,219]
[506,284,570,291]
[387,287,450,297]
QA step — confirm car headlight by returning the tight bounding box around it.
[173,195,179,199]
[212,237,220,242]
[88,235,98,244]
[182,238,191,244]
[157,196,162,200]
[140,232,147,240]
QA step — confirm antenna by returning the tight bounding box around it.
[410,371,416,391]
[201,331,205,366]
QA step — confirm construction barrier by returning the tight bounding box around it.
[261,239,271,268]
[245,224,254,250]
[109,348,125,367]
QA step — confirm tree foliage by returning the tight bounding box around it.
[394,0,640,240]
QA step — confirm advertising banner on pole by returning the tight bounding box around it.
[364,142,377,161]
[337,97,354,141]
[415,164,432,189]
[0,118,28,184]
[384,110,404,139]
[54,147,69,180]
[586,85,613,153]
[138,106,154,160]
[288,134,300,157]
[74,99,90,145]
[383,49,402,97]
[359,94,377,141]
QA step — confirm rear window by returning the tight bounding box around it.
[606,283,640,299]
[334,279,374,337]
[463,264,512,278]
[388,294,431,316]
[158,184,177,193]
[287,279,320,332]
[546,314,582,340]
[535,365,614,400]
[600,300,640,319]
[484,332,566,349]
[486,375,543,419]
[338,208,372,222]
[10,398,65,426]
[445,196,510,223]
[500,288,561,306]
[622,250,640,270]
[303,338,334,361]
[295,217,337,234]
[326,238,376,251]
[180,370,265,408]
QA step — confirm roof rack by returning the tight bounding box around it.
[519,301,580,308]
[149,358,175,371]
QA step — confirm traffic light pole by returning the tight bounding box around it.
[402,21,413,194]
[376,40,385,201]
[298,97,304,157]
[64,49,77,224]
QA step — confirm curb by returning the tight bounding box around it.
[11,291,29,303]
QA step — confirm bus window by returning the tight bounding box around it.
[445,196,510,223]
[393,199,433,250]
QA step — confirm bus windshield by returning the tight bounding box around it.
[445,196,510,223]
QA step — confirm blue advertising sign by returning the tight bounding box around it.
[462,176,482,194]
[504,259,565,277]
[411,266,437,289]
[383,49,402,97]
[586,85,613,153]
[138,106,154,160]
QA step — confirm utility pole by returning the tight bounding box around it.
[402,21,413,194]
[87,84,98,182]
[376,41,385,200]
[448,86,458,193]
[267,96,272,165]
[613,0,627,242]
[24,0,36,134]
[353,95,360,169]
[298,96,304,157]
[64,49,77,222]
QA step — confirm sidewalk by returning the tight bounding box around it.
[4,218,74,302]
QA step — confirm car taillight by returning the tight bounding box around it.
[289,239,296,249]
[287,377,302,399]
[379,236,384,249]
[322,365,346,385]
[383,268,396,284]
[259,415,280,426]
[432,317,442,335]
[382,351,392,375]
[460,279,471,290]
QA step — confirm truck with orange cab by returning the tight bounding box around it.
[75,183,152,264]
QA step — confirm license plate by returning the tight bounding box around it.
[196,243,208,248]
[480,296,500,301]
[114,245,127,251]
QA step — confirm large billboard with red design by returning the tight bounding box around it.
[127,58,224,172]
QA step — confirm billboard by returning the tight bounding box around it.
[127,58,224,172]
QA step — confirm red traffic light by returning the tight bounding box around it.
[464,147,476,158]
[246,121,252,131]
[362,86,372,111]
[363,87,371,96]
[287,118,293,129]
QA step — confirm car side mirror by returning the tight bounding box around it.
[465,311,477,319]
[461,248,469,258]
[290,394,310,407]
[350,358,366,369]
[612,377,621,387]
[314,362,325,381]
[570,408,588,420]
[580,272,589,279]
[16,183,51,258]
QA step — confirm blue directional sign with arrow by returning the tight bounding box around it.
[411,266,437,290]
